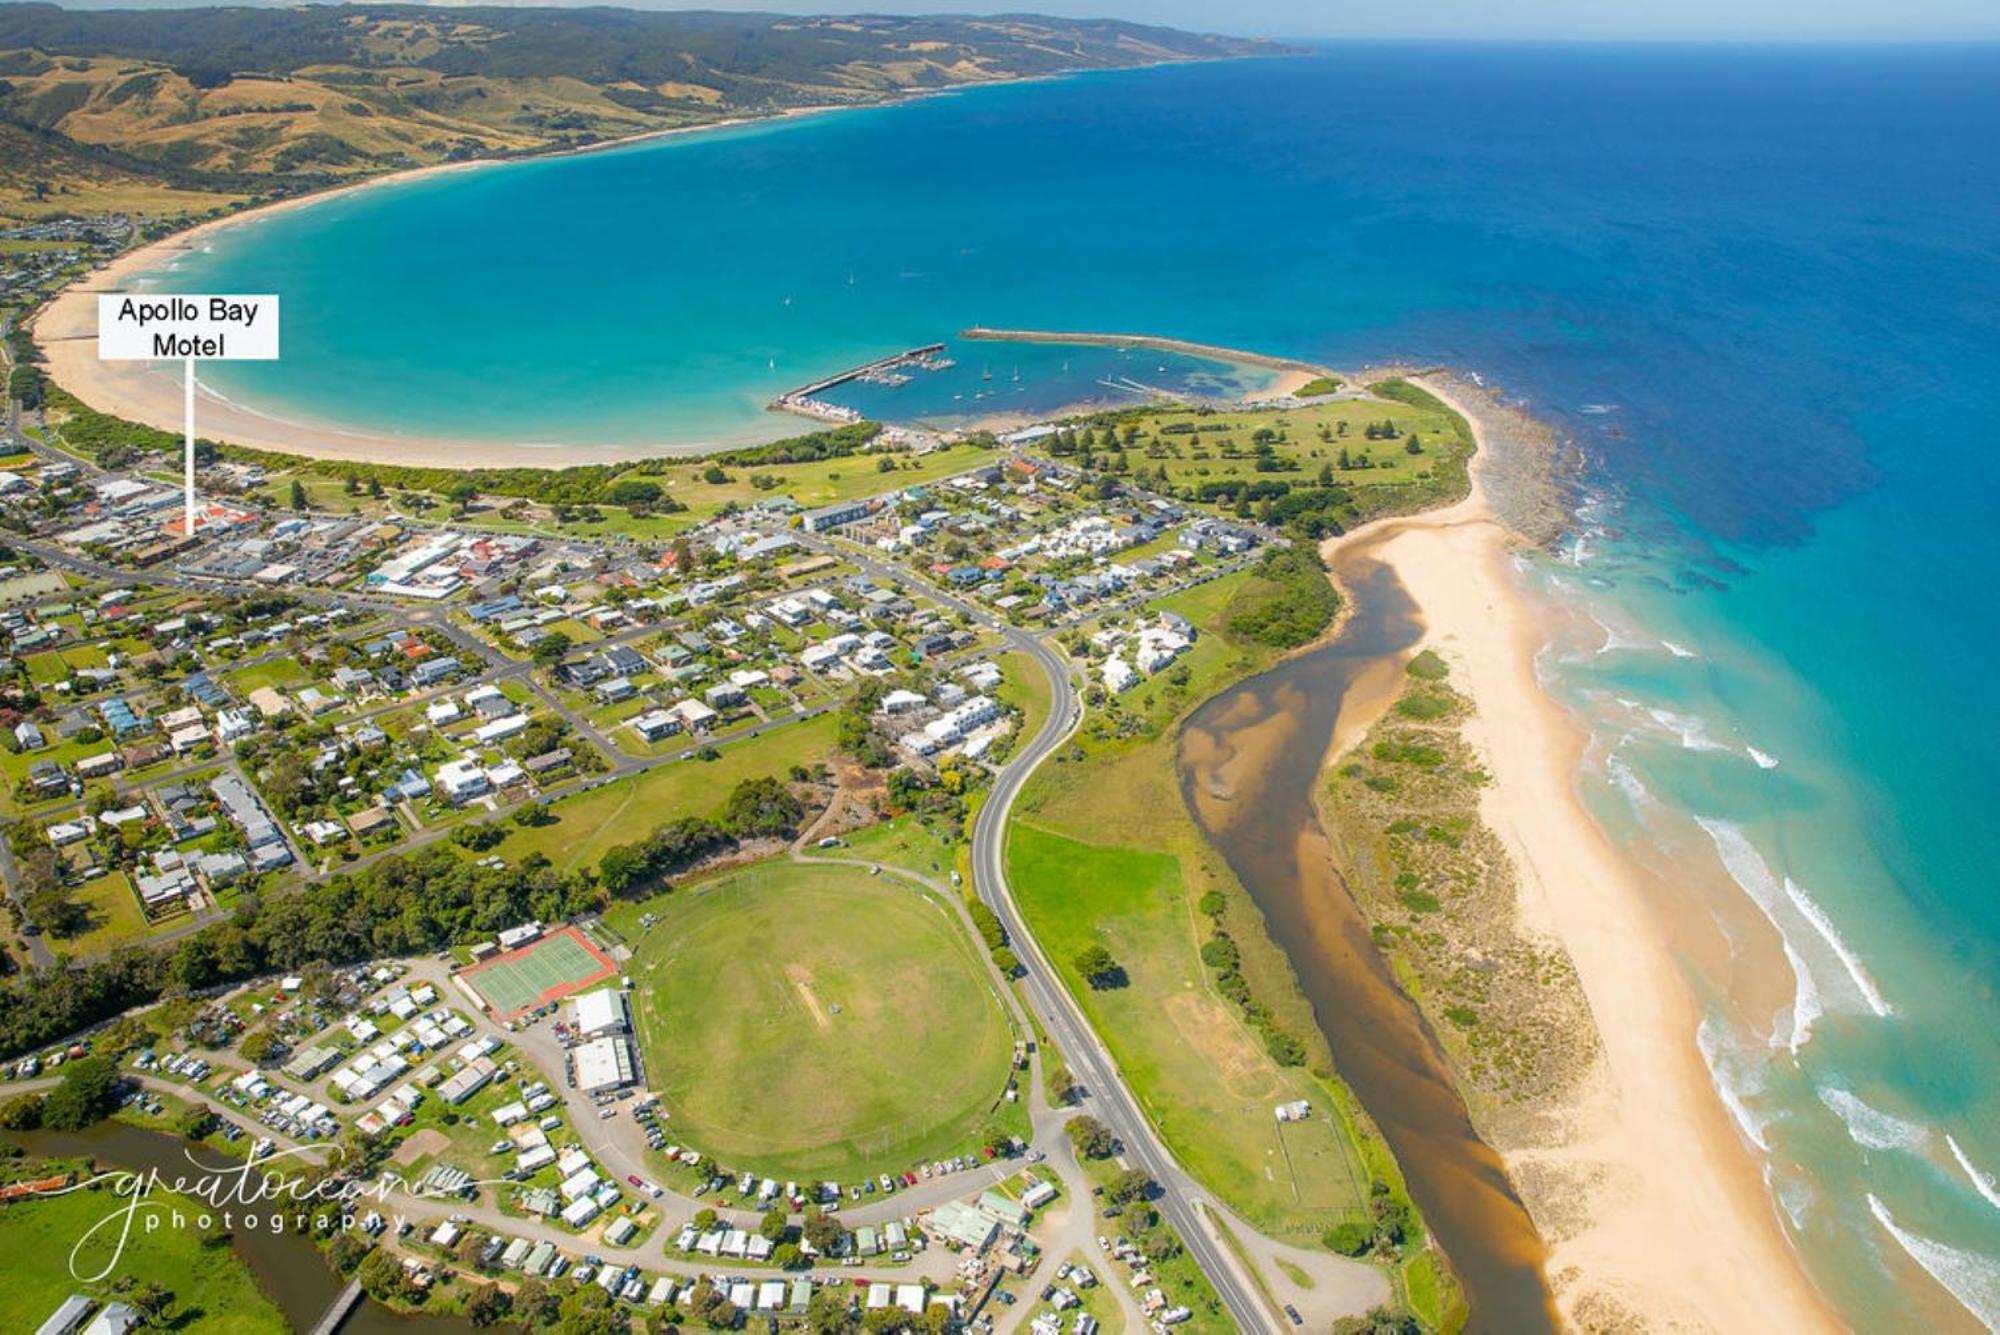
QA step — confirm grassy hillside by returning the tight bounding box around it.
[0,5,1281,221]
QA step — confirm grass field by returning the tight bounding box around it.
[0,1175,287,1333]
[655,442,993,520]
[1116,393,1466,495]
[1007,823,1368,1238]
[51,871,157,959]
[460,925,617,1017]
[613,860,1014,1180]
[490,713,840,874]
[828,814,958,881]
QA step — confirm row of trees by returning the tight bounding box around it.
[0,845,596,1060]
[595,774,805,897]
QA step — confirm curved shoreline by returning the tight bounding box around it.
[28,101,929,468]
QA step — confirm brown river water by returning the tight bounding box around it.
[1178,549,1558,1334]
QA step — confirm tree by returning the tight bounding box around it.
[807,1286,859,1334]
[41,1053,120,1130]
[557,1286,624,1335]
[238,1028,279,1064]
[1333,1308,1422,1335]
[802,1207,845,1255]
[25,886,88,938]
[464,1283,512,1327]
[176,1102,219,1140]
[1369,1179,1415,1248]
[1072,943,1123,989]
[356,1248,411,1302]
[1046,1062,1076,1106]
[760,1205,790,1243]
[1324,1220,1374,1256]
[128,1281,174,1327]
[514,1278,558,1326]
[1066,1115,1114,1159]
[532,631,572,665]
[608,479,663,508]
[1106,1167,1153,1204]
[0,1092,45,1130]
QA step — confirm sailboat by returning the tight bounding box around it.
[981,363,993,382]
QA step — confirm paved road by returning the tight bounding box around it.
[9,436,1287,1324]
[966,633,1280,1333]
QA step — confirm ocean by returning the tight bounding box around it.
[148,43,2000,1330]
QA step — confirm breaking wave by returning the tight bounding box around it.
[1698,1014,1778,1151]
[1818,1085,1928,1153]
[1698,817,1823,1052]
[1647,705,1736,754]
[1867,1195,2000,1330]
[1947,1135,2000,1214]
[1784,876,1893,1017]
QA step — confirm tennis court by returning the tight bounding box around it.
[460,925,617,1018]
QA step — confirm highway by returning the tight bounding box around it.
[964,630,1277,1333]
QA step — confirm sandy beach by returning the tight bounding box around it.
[29,103,881,470]
[1324,376,1837,1331]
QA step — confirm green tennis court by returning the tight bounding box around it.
[461,926,616,1017]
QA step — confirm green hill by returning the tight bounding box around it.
[0,5,1283,222]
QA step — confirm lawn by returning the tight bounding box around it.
[491,712,840,874]
[1113,393,1466,497]
[1008,823,1368,1239]
[655,442,993,520]
[615,860,1014,1180]
[50,871,161,959]
[223,656,312,695]
[1001,574,1381,1246]
[827,813,958,881]
[0,1172,287,1333]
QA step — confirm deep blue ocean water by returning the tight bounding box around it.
[152,44,2000,1329]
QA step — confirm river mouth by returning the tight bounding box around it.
[14,1122,466,1335]
[1178,548,1558,1334]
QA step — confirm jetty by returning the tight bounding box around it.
[308,1278,364,1335]
[770,343,947,423]
[961,326,1333,378]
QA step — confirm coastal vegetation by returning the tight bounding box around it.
[0,5,1278,221]
[608,860,1015,1180]
[1226,544,1342,648]
[1319,654,1596,1130]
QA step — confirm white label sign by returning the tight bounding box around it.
[97,294,279,361]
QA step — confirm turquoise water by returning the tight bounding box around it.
[817,340,1277,429]
[151,45,2000,1329]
